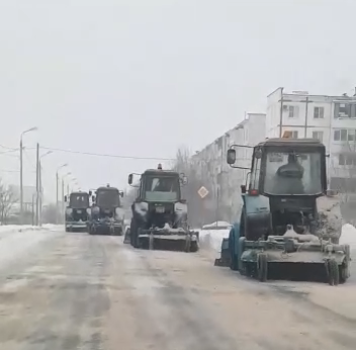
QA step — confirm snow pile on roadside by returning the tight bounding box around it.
[199,228,230,253]
[0,224,60,236]
[340,223,356,250]
[0,225,61,269]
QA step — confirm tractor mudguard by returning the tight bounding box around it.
[228,222,241,271]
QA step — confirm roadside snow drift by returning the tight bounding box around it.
[0,224,62,268]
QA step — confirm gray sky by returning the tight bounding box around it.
[0,0,355,201]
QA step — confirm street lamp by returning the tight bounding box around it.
[41,150,53,159]
[61,172,71,216]
[37,150,54,226]
[56,163,67,224]
[67,177,77,195]
[20,126,38,224]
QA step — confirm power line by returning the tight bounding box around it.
[40,146,175,161]
[0,169,36,173]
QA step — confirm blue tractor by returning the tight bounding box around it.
[215,137,350,286]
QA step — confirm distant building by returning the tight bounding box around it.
[266,87,356,191]
[191,112,266,221]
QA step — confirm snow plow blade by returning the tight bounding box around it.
[238,235,351,285]
[214,238,230,267]
[138,227,199,252]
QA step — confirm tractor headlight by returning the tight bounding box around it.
[174,202,187,215]
[134,201,148,216]
[66,208,73,215]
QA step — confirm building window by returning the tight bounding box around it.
[284,130,298,138]
[314,107,324,119]
[334,129,356,142]
[286,105,298,118]
[334,103,353,119]
[312,131,323,142]
[339,153,356,166]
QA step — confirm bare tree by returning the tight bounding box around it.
[0,182,18,225]
[172,147,216,227]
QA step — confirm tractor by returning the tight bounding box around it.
[64,191,90,232]
[127,164,199,252]
[87,185,125,235]
[214,137,350,286]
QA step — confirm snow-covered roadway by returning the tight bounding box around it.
[0,225,355,349]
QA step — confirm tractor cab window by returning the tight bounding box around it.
[250,148,262,190]
[69,193,89,208]
[96,189,120,207]
[143,176,180,202]
[264,150,323,195]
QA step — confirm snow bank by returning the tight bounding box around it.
[198,228,230,253]
[0,224,61,270]
[0,224,59,235]
[339,223,356,250]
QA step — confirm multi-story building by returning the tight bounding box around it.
[266,87,356,191]
[191,112,266,222]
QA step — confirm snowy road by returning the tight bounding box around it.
[0,227,356,349]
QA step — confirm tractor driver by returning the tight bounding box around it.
[153,178,175,192]
[274,153,305,194]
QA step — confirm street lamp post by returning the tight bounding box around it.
[20,127,38,224]
[38,150,53,226]
[61,172,71,222]
[56,164,67,224]
[67,177,77,195]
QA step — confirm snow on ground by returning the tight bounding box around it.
[198,223,356,319]
[0,224,62,270]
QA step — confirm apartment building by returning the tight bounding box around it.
[266,87,356,191]
[191,112,266,221]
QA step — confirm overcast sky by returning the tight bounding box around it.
[0,0,355,202]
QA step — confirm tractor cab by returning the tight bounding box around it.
[227,138,328,238]
[128,164,187,203]
[227,138,327,198]
[93,186,124,209]
[65,191,90,209]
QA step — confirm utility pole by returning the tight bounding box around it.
[67,183,70,196]
[20,138,23,224]
[56,172,59,224]
[39,160,42,226]
[279,87,284,137]
[300,96,313,138]
[56,164,68,224]
[20,127,38,224]
[62,177,65,223]
[35,143,39,226]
